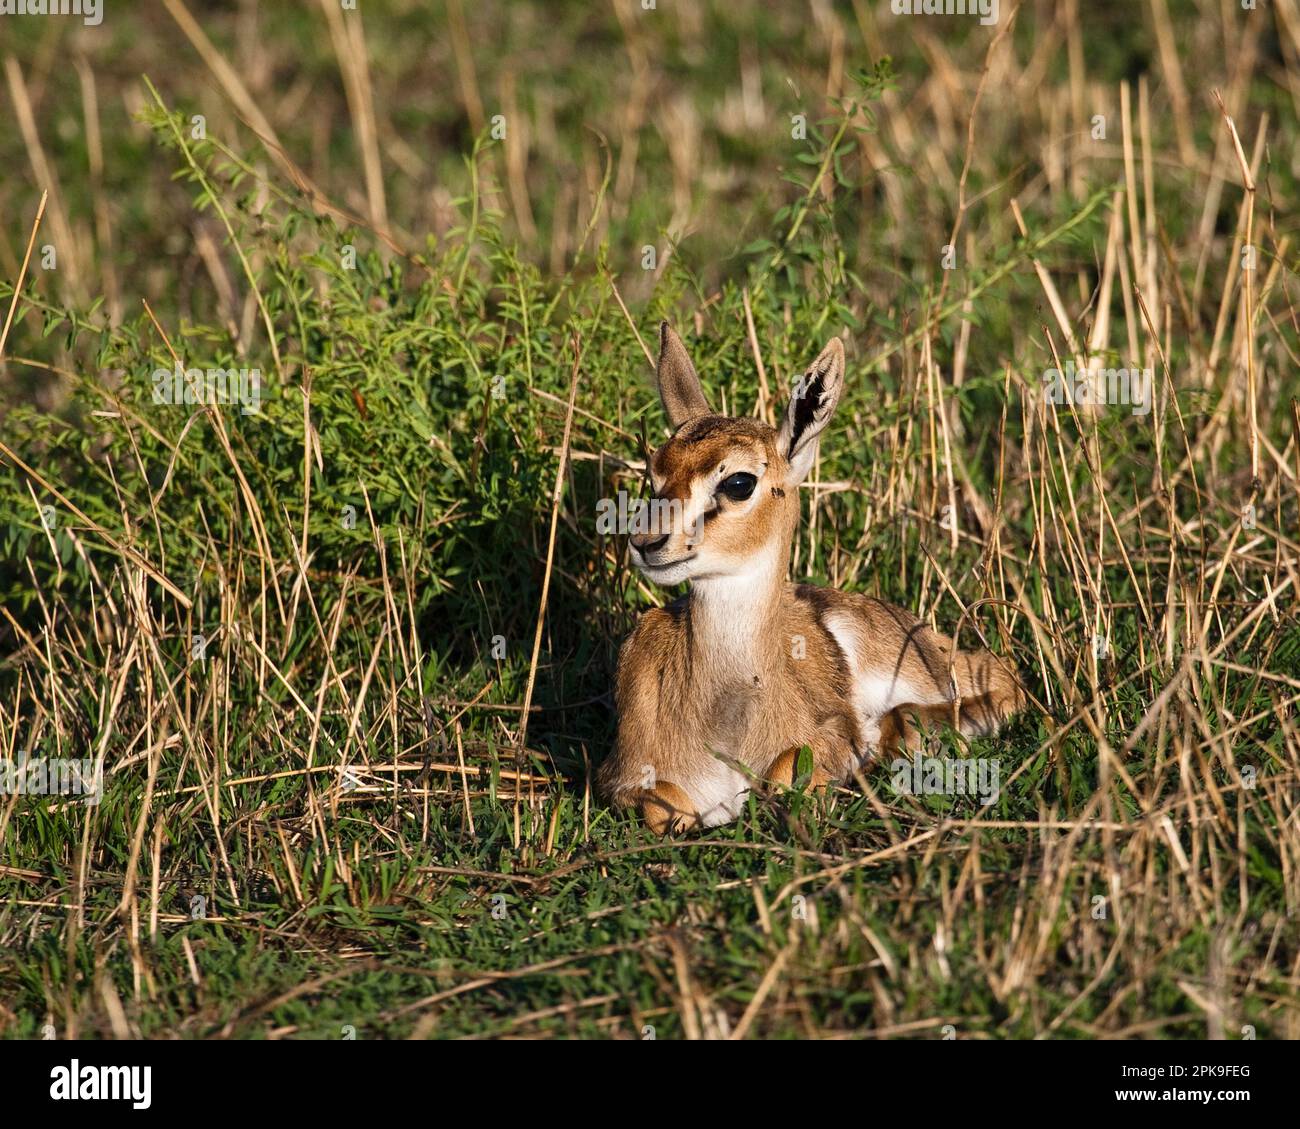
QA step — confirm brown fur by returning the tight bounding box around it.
[597,323,1026,830]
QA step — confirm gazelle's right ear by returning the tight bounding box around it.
[778,336,845,485]
[656,322,712,427]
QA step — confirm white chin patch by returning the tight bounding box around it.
[638,560,696,587]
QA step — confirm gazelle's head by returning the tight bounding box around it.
[628,322,845,587]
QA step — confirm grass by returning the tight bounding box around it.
[0,0,1298,1039]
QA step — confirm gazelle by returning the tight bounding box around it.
[597,323,1025,833]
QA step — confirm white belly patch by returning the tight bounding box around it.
[823,610,932,746]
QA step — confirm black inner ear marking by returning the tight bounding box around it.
[787,370,825,456]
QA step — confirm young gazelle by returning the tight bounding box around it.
[597,323,1025,833]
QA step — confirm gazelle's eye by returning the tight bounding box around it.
[718,472,757,501]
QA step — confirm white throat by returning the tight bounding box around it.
[687,555,785,673]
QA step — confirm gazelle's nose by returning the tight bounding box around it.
[629,531,670,555]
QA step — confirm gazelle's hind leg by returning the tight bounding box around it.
[954,691,1019,736]
[882,686,1020,751]
[878,707,925,754]
[823,609,1023,756]
[946,650,1026,733]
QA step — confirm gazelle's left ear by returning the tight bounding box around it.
[777,337,845,484]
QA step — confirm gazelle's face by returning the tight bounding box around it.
[628,323,846,590]
[629,416,795,586]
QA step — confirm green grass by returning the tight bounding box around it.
[0,0,1298,1039]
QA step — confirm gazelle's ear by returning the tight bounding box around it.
[656,322,712,427]
[777,336,845,485]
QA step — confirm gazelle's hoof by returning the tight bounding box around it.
[764,747,832,790]
[640,781,699,836]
